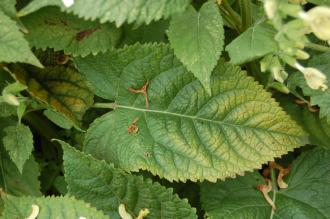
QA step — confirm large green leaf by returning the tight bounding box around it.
[226,22,277,65]
[19,0,191,27]
[0,11,42,67]
[2,124,34,173]
[10,65,94,126]
[0,118,41,197]
[288,52,330,123]
[22,7,121,57]
[200,148,330,218]
[1,195,110,219]
[75,43,306,182]
[61,141,197,219]
[168,1,224,93]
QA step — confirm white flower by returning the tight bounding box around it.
[295,62,328,90]
[264,0,277,19]
[26,204,39,219]
[300,6,330,42]
[62,0,74,7]
[3,93,19,106]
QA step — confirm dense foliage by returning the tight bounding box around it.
[0,0,330,218]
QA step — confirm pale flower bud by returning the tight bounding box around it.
[3,93,20,106]
[295,62,328,90]
[300,7,330,42]
[62,0,74,7]
[264,0,277,19]
[118,204,133,219]
[271,67,288,83]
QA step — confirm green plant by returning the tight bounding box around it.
[0,0,330,218]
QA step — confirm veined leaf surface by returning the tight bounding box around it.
[75,44,307,182]
[61,141,197,219]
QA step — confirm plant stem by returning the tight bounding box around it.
[92,102,117,109]
[220,0,242,33]
[305,42,330,52]
[238,0,252,31]
[270,168,277,219]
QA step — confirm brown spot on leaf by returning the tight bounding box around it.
[128,117,139,134]
[75,28,98,42]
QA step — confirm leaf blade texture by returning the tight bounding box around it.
[61,141,197,219]
[1,195,110,219]
[75,43,307,182]
[168,1,224,93]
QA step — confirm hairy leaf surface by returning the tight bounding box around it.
[75,44,306,182]
[10,65,94,126]
[19,0,191,26]
[22,7,121,57]
[0,11,42,67]
[226,22,277,65]
[2,124,34,173]
[1,195,110,219]
[168,1,224,93]
[200,148,330,218]
[61,141,197,219]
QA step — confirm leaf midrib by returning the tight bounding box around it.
[115,104,303,138]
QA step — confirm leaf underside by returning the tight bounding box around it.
[75,43,307,182]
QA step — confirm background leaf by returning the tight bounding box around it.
[10,65,94,126]
[0,11,42,67]
[1,195,110,219]
[0,117,41,196]
[226,22,277,65]
[168,1,224,93]
[76,44,307,182]
[22,7,122,57]
[19,0,191,27]
[61,141,197,219]
[2,124,34,173]
[200,148,330,218]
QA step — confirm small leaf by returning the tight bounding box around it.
[75,43,307,182]
[200,148,330,218]
[1,195,110,219]
[10,65,94,126]
[60,141,197,219]
[0,11,42,67]
[168,1,224,93]
[226,22,278,65]
[0,118,41,196]
[22,7,122,57]
[19,0,191,27]
[3,124,34,173]
[43,109,73,130]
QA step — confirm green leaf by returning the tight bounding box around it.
[19,0,191,27]
[22,7,122,57]
[0,0,16,18]
[43,109,74,129]
[75,43,307,182]
[10,65,94,126]
[200,148,330,218]
[0,118,41,197]
[308,0,330,5]
[2,124,34,173]
[288,52,330,123]
[60,141,197,219]
[0,11,42,67]
[1,195,110,219]
[0,103,16,118]
[168,1,224,93]
[277,95,330,150]
[226,22,278,65]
